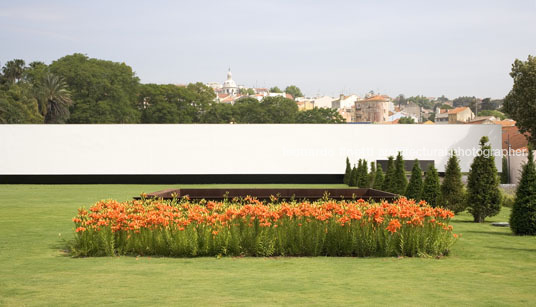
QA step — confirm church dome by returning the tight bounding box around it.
[222,68,237,89]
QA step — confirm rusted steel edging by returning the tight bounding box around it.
[134,188,399,202]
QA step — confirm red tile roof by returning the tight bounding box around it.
[448,107,469,114]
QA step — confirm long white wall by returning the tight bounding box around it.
[0,124,502,175]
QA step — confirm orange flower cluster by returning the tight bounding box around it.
[72,197,455,235]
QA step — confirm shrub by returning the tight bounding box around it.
[343,157,351,185]
[405,159,423,201]
[501,191,515,208]
[467,136,501,223]
[69,197,457,257]
[510,148,536,235]
[349,165,358,187]
[373,164,385,190]
[422,164,441,207]
[393,152,408,195]
[368,162,376,188]
[501,156,510,184]
[441,153,466,213]
[357,159,369,188]
[382,156,396,193]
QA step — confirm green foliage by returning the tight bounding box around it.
[284,85,303,98]
[295,107,345,123]
[421,164,441,207]
[382,157,396,193]
[393,152,408,195]
[1,59,26,84]
[503,55,536,146]
[49,54,141,123]
[453,96,477,108]
[368,162,376,188]
[357,159,369,188]
[467,136,501,222]
[373,164,384,190]
[349,165,358,187]
[501,191,515,208]
[405,159,423,201]
[407,95,433,109]
[239,88,255,95]
[501,156,510,184]
[269,86,282,93]
[343,157,351,185]
[261,96,299,123]
[441,153,466,213]
[40,73,73,124]
[399,117,415,124]
[510,148,536,235]
[478,109,506,120]
[0,83,42,123]
[480,97,503,111]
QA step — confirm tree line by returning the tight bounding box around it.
[344,137,505,223]
[0,54,343,124]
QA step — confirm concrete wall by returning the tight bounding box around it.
[0,124,502,175]
[508,152,534,184]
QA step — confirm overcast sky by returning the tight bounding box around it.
[1,0,535,98]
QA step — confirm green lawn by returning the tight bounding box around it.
[1,184,536,306]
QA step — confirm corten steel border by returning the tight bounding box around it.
[135,188,399,202]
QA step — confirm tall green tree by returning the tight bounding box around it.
[357,159,369,188]
[0,83,42,123]
[393,152,408,195]
[441,153,466,213]
[49,53,140,123]
[510,147,536,235]
[343,157,352,185]
[2,59,26,84]
[373,164,385,190]
[349,165,358,187]
[466,136,501,222]
[262,96,298,123]
[501,156,510,184]
[382,157,396,193]
[421,164,441,207]
[503,55,536,145]
[284,85,303,98]
[405,159,423,201]
[269,86,282,93]
[368,161,376,188]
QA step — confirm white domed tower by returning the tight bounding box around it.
[222,67,238,96]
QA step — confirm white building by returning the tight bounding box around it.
[313,96,336,109]
[332,94,359,109]
[222,68,238,96]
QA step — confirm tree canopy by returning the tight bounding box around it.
[503,55,536,145]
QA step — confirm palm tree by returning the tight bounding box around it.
[2,59,26,84]
[39,73,72,123]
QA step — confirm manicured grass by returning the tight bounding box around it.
[1,184,536,306]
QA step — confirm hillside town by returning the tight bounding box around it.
[205,69,529,164]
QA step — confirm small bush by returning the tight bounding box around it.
[501,191,515,208]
